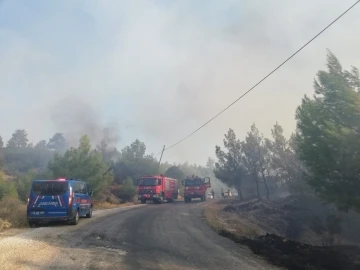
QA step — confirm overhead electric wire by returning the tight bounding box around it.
[163,0,360,152]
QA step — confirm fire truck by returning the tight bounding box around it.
[137,175,179,204]
[183,176,211,203]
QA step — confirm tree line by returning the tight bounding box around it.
[214,51,360,214]
[0,131,221,203]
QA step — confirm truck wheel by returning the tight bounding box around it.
[201,196,204,202]
[141,199,146,204]
[86,207,92,218]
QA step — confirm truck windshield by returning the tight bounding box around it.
[32,181,68,196]
[139,178,158,186]
[184,178,204,186]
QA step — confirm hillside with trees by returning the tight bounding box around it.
[208,51,360,269]
[0,128,225,210]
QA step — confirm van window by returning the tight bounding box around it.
[73,182,88,194]
[32,181,68,196]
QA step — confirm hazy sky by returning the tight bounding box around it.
[0,0,359,164]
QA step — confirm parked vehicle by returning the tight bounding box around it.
[26,178,93,226]
[137,175,179,204]
[183,176,211,203]
[207,193,214,199]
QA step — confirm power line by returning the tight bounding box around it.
[164,0,360,152]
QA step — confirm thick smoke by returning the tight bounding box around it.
[0,0,359,164]
[50,96,121,148]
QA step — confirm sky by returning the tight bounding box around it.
[0,0,359,165]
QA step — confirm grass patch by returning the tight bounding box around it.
[204,201,262,238]
[93,201,136,210]
[0,196,27,230]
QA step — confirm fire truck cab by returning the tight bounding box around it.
[183,176,211,203]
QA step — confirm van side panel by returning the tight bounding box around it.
[71,181,91,217]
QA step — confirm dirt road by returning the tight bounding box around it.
[0,201,278,270]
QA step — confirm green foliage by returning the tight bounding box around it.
[7,129,29,148]
[165,166,185,180]
[113,139,158,184]
[265,124,306,195]
[35,140,47,149]
[0,172,18,200]
[0,136,3,148]
[2,147,54,175]
[206,158,215,170]
[47,133,68,152]
[214,129,245,199]
[165,166,185,193]
[95,139,120,164]
[48,135,113,196]
[116,177,136,202]
[296,51,360,212]
[16,170,37,202]
[0,151,4,170]
[121,139,146,160]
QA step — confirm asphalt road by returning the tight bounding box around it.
[0,201,278,270]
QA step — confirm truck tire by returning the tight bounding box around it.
[141,199,146,204]
[201,196,204,202]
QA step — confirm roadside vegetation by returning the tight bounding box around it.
[207,51,360,269]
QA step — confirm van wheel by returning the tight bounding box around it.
[140,199,146,204]
[28,220,37,227]
[86,207,92,218]
[70,210,79,225]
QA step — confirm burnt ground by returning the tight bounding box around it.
[205,197,360,270]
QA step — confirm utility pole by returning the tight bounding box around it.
[157,145,165,174]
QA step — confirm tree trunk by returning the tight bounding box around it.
[236,182,243,200]
[238,188,243,200]
[261,172,270,199]
[255,180,261,199]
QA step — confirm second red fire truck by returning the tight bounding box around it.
[183,176,211,203]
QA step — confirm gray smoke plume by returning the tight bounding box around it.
[50,96,121,148]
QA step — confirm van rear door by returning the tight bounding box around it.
[28,181,69,219]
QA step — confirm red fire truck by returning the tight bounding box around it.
[137,175,179,204]
[183,176,211,203]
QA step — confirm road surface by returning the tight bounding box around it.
[0,201,278,270]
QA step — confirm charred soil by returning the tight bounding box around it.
[205,197,360,270]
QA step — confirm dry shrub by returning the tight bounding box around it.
[0,196,27,229]
[0,218,12,230]
[204,202,263,238]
